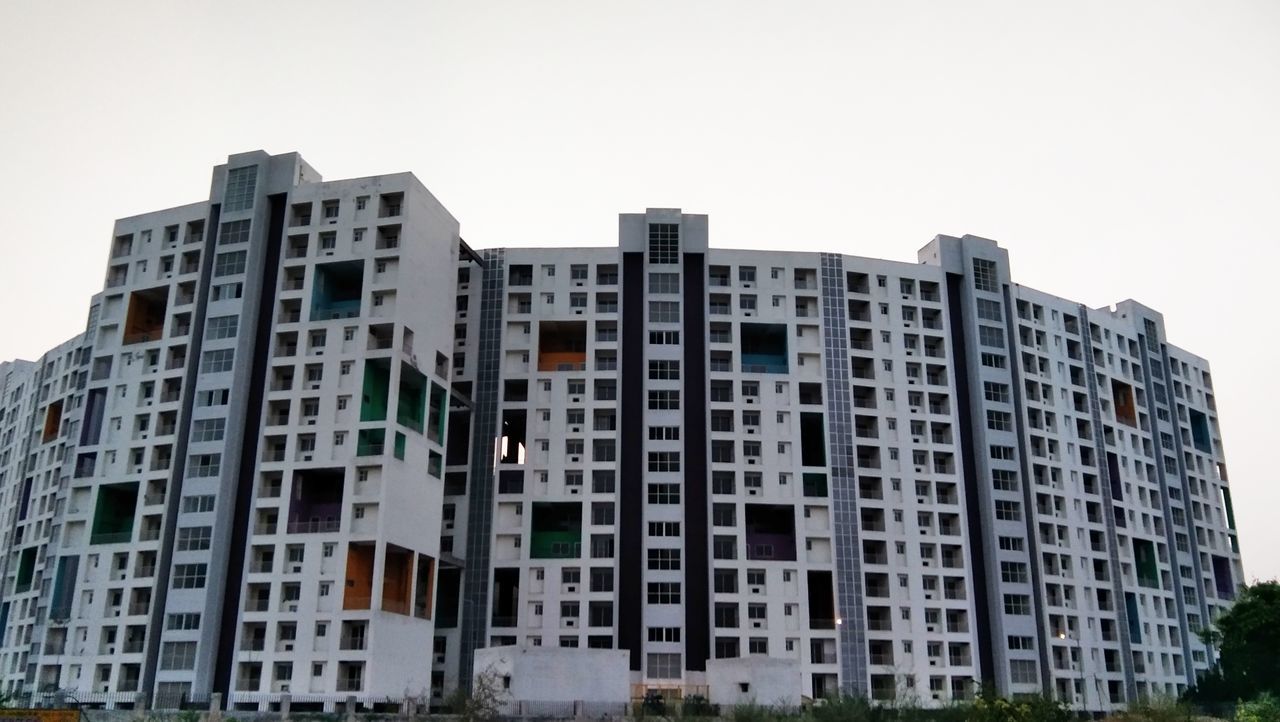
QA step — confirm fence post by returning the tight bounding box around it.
[573,700,584,720]
[403,697,417,717]
[281,693,292,722]
[209,693,223,722]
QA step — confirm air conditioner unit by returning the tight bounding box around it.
[569,455,580,463]
[747,427,757,435]
[306,418,316,425]
[752,621,763,629]
[570,426,581,433]
[751,586,763,594]
[283,642,294,651]
[290,563,303,573]
[565,584,577,593]
[746,397,756,404]
[747,458,758,465]
[570,396,582,403]
[748,488,759,496]
[302,454,313,462]
[569,487,580,495]
[565,618,578,628]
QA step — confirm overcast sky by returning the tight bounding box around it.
[1,1,1277,580]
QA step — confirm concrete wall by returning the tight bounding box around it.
[706,656,802,708]
[472,646,630,703]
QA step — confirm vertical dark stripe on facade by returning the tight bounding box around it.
[213,195,285,695]
[1001,286,1054,692]
[819,253,867,696]
[681,253,709,672]
[1153,341,1213,669]
[459,249,504,687]
[142,203,221,699]
[1078,307,1138,701]
[618,252,645,670]
[1138,336,1200,684]
[944,273,995,686]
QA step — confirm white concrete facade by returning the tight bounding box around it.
[0,156,1244,717]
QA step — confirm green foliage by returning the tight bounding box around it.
[457,668,508,722]
[807,695,882,722]
[682,694,715,718]
[1236,693,1280,722]
[964,693,1071,722]
[730,702,779,722]
[1188,581,1280,704]
[1110,696,1198,722]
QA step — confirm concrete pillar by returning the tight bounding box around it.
[208,693,223,722]
[281,694,292,722]
[136,692,150,711]
[573,700,584,720]
[517,700,528,717]
[403,698,417,717]
[345,695,357,722]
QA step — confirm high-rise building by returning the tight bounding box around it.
[0,153,1244,714]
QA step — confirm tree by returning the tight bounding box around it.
[1187,581,1280,704]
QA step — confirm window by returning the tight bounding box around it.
[978,325,1005,348]
[986,410,1013,431]
[648,483,681,504]
[590,567,614,592]
[592,470,616,493]
[648,224,679,264]
[647,582,681,604]
[647,548,681,570]
[1009,659,1038,684]
[648,426,680,441]
[212,282,243,300]
[166,613,201,631]
[648,521,680,537]
[647,652,682,679]
[649,301,680,323]
[712,471,736,494]
[976,298,1003,321]
[160,641,198,670]
[182,495,215,513]
[973,258,998,292]
[649,330,680,345]
[998,536,1024,551]
[983,381,1010,404]
[994,500,1022,521]
[187,453,221,478]
[648,360,680,380]
[1003,594,1031,615]
[648,452,681,472]
[648,390,680,410]
[649,273,680,294]
[172,563,208,589]
[205,315,239,340]
[1007,635,1034,651]
[212,252,250,282]
[217,221,254,251]
[992,469,1019,491]
[990,445,1015,460]
[176,526,212,551]
[980,352,1006,369]
[648,627,681,643]
[197,389,230,407]
[189,417,227,442]
[201,348,235,373]
[223,167,257,212]
[1000,562,1029,584]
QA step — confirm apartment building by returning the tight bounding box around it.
[0,152,1244,714]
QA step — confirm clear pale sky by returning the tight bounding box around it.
[1,2,1276,580]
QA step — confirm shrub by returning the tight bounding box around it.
[1237,694,1280,722]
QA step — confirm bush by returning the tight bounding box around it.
[730,702,778,722]
[1237,694,1280,722]
[1111,696,1198,722]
